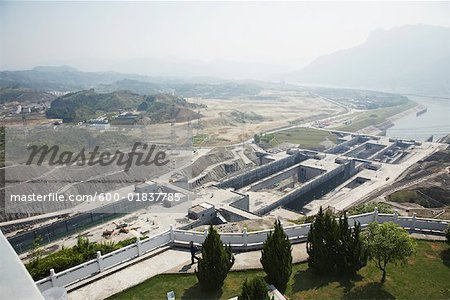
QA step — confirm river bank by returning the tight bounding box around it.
[386,95,450,141]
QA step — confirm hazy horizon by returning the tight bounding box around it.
[1,1,449,74]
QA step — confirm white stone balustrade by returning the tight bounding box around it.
[35,210,449,292]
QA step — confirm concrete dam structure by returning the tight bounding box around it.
[251,158,356,215]
[217,152,309,190]
[211,149,358,217]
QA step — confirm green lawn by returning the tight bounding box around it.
[108,240,450,300]
[270,127,338,150]
[336,101,416,132]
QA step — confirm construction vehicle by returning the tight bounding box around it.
[119,227,129,234]
[102,229,114,237]
[113,222,128,229]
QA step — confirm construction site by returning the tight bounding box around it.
[184,130,445,225]
[3,124,446,258]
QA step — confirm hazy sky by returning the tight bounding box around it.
[1,1,449,71]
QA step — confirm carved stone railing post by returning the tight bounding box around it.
[374,207,379,222]
[243,227,248,248]
[97,251,105,272]
[49,269,58,287]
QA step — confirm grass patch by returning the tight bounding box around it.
[270,128,338,150]
[288,215,315,225]
[389,190,424,203]
[193,134,208,147]
[229,110,265,123]
[108,270,266,300]
[108,240,450,300]
[336,100,416,132]
[348,202,394,215]
[388,190,432,206]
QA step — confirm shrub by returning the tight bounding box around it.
[254,134,261,144]
[348,202,394,215]
[239,277,269,300]
[27,247,84,280]
[25,236,144,281]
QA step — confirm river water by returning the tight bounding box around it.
[386,95,450,141]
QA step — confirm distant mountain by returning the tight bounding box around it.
[105,57,292,81]
[0,67,263,98]
[0,67,150,91]
[96,79,262,98]
[95,79,164,95]
[46,89,200,123]
[287,25,450,94]
[32,65,80,73]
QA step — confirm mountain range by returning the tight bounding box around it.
[1,24,448,95]
[287,25,450,95]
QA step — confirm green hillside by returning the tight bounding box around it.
[46,89,143,122]
[46,89,201,123]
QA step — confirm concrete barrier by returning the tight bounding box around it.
[35,210,449,292]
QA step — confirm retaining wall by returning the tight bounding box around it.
[217,153,307,190]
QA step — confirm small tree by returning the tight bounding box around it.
[28,236,44,268]
[363,222,416,283]
[196,225,235,291]
[239,277,269,300]
[261,219,292,292]
[253,134,261,144]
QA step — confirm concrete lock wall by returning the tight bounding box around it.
[217,153,307,190]
[326,136,362,154]
[35,211,449,293]
[220,208,250,222]
[298,165,326,183]
[229,193,250,211]
[249,163,303,192]
[256,164,347,215]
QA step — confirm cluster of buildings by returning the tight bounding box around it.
[86,112,139,129]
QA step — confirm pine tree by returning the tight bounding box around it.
[260,219,292,293]
[336,214,367,274]
[239,277,269,300]
[308,208,368,275]
[196,225,235,291]
[307,207,338,274]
